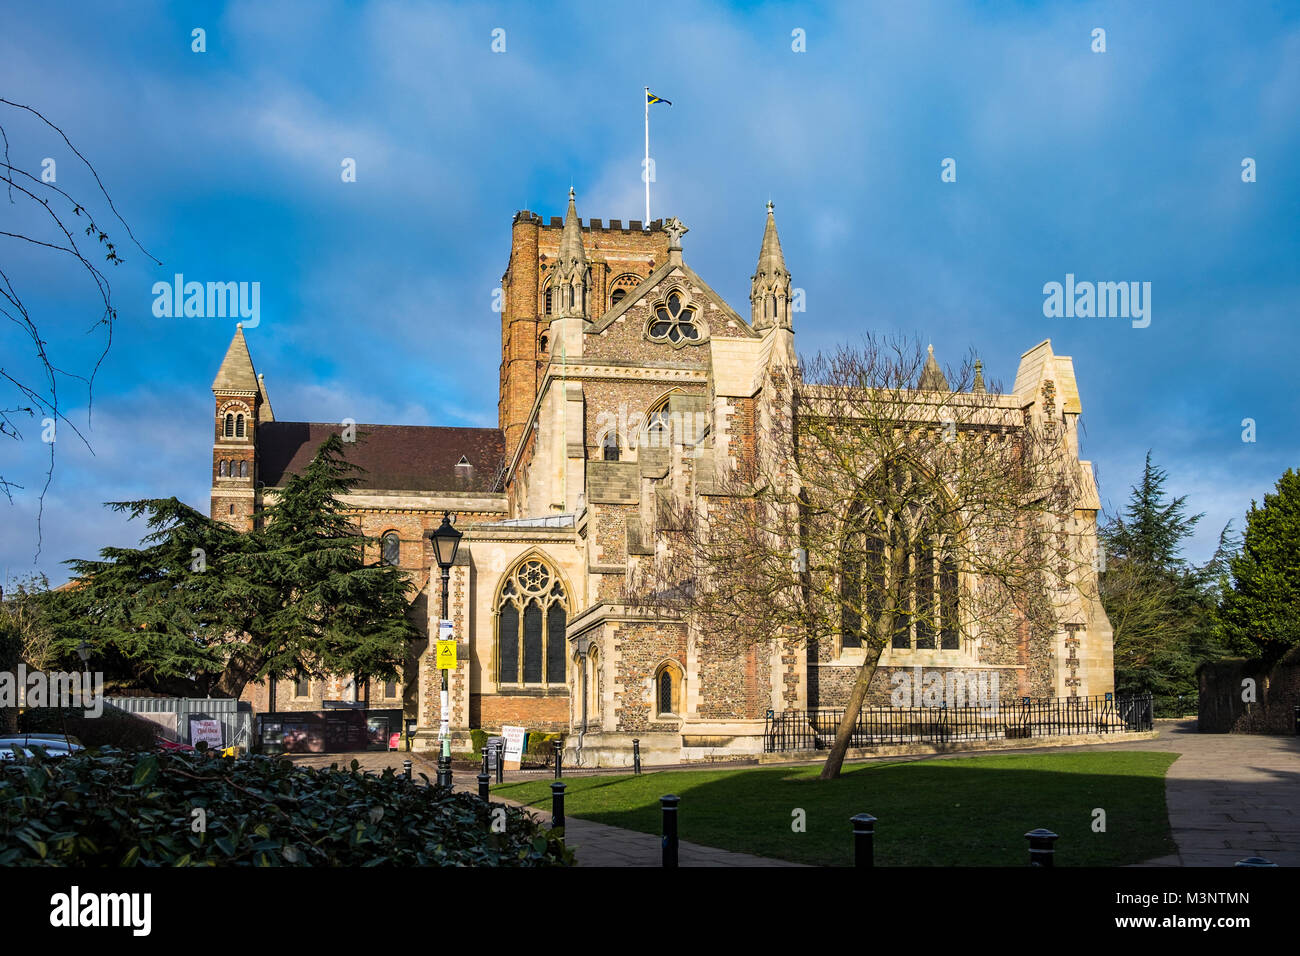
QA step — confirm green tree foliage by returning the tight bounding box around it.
[43,434,417,698]
[1099,452,1227,706]
[1218,468,1300,664]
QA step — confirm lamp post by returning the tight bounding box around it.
[430,511,463,789]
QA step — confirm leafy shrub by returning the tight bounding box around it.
[469,728,489,754]
[525,731,564,755]
[0,748,573,867]
[19,703,158,750]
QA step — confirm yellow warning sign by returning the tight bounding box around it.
[436,640,457,669]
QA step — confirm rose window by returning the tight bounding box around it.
[649,292,700,344]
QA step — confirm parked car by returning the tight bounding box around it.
[0,734,84,760]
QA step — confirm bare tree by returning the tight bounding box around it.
[627,336,1095,779]
[0,98,158,554]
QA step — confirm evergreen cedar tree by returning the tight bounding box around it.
[1218,467,1300,665]
[1099,452,1229,705]
[45,434,416,698]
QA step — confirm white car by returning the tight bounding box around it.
[0,734,84,760]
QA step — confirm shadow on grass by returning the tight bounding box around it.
[495,751,1179,866]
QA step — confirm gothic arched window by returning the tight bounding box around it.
[224,413,234,437]
[380,531,400,566]
[602,431,620,461]
[654,661,682,717]
[839,468,961,654]
[235,414,246,438]
[496,558,568,687]
[610,288,627,308]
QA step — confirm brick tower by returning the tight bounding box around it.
[498,192,671,461]
[211,323,272,530]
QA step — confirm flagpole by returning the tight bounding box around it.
[644,86,651,225]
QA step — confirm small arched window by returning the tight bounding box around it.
[544,285,553,315]
[539,333,548,354]
[381,531,400,566]
[218,460,228,477]
[610,288,627,308]
[601,432,620,462]
[654,662,682,717]
[228,504,235,516]
[236,414,245,438]
[239,460,248,479]
[224,413,234,437]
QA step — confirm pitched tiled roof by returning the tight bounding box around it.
[258,422,505,493]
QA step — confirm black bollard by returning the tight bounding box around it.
[851,813,877,867]
[478,767,490,802]
[402,759,412,781]
[633,738,642,775]
[1234,857,1278,867]
[551,781,566,831]
[1025,828,1058,867]
[437,753,452,789]
[554,740,564,779]
[661,794,680,867]
[495,742,504,784]
[481,747,489,776]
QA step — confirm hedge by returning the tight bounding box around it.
[0,748,573,866]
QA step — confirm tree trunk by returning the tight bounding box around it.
[818,644,883,780]
[213,649,262,701]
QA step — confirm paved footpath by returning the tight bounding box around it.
[287,720,1300,867]
[287,750,802,866]
[932,719,1299,867]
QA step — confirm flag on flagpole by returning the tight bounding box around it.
[644,88,672,223]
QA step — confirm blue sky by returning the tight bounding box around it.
[2,0,1297,586]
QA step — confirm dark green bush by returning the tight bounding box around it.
[19,703,158,751]
[525,731,564,755]
[469,728,489,754]
[0,748,573,867]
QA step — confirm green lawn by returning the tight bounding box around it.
[495,751,1179,866]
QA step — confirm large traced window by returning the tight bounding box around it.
[496,558,567,687]
[840,476,961,653]
[648,290,701,345]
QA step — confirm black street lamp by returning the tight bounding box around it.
[429,511,462,788]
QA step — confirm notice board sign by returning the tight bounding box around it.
[436,640,457,669]
[189,717,224,751]
[502,725,526,771]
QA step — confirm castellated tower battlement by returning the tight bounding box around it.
[500,196,672,460]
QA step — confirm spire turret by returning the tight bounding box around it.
[553,187,589,318]
[212,324,259,393]
[751,201,793,331]
[919,344,949,391]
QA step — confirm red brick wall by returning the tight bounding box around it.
[475,693,570,731]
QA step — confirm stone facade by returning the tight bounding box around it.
[207,190,1115,765]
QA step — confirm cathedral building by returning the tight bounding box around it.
[209,191,1114,765]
